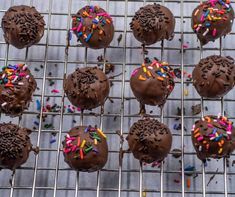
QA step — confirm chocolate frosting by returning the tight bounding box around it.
[130,3,175,45]
[127,118,172,163]
[192,55,235,98]
[62,125,108,172]
[0,64,37,117]
[72,5,114,49]
[191,0,234,45]
[192,115,235,161]
[1,5,45,49]
[130,59,175,107]
[0,123,32,170]
[64,67,110,110]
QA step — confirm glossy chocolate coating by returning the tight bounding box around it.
[192,55,235,98]
[1,5,45,49]
[127,118,172,163]
[192,115,235,161]
[191,0,234,45]
[0,64,37,117]
[72,5,114,49]
[62,126,108,172]
[64,67,110,110]
[130,60,175,107]
[0,123,32,170]
[130,3,175,45]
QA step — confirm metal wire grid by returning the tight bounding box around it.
[0,0,235,197]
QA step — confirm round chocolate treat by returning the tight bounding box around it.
[1,5,45,49]
[127,118,172,163]
[0,123,33,170]
[130,59,175,107]
[130,3,175,45]
[72,5,114,49]
[192,115,235,161]
[64,67,110,110]
[62,125,108,172]
[192,55,235,98]
[191,0,234,45]
[0,64,37,117]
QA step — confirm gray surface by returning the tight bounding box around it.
[0,0,235,197]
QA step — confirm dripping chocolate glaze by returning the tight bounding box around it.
[127,118,172,163]
[192,55,235,98]
[1,5,45,49]
[64,67,110,110]
[130,3,175,45]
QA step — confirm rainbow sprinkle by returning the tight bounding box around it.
[192,115,234,157]
[0,64,30,88]
[63,126,107,160]
[131,59,175,93]
[71,5,113,43]
[193,0,233,38]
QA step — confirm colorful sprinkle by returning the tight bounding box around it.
[84,146,93,154]
[193,115,234,158]
[80,149,84,159]
[94,139,98,145]
[51,89,60,93]
[193,0,232,38]
[97,128,107,139]
[1,102,7,107]
[81,140,86,148]
[85,33,93,42]
[36,100,41,111]
[72,5,113,44]
[157,77,164,81]
[77,137,81,147]
[194,9,199,16]
[138,75,146,81]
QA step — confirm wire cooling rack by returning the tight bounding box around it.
[1,0,235,197]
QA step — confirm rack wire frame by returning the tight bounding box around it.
[0,0,235,196]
